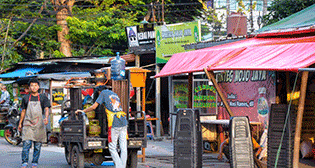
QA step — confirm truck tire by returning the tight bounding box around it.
[65,146,71,165]
[127,149,138,168]
[71,145,84,168]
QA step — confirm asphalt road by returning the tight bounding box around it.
[0,137,230,168]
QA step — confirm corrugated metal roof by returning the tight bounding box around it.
[257,4,315,35]
[18,56,111,65]
[35,72,91,80]
[0,67,44,78]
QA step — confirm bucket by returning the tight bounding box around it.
[0,130,4,137]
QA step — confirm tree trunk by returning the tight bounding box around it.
[56,8,72,57]
[52,0,75,57]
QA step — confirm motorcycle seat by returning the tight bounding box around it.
[0,107,9,112]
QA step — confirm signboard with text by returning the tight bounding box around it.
[194,80,216,114]
[155,21,201,63]
[216,70,276,128]
[173,80,216,115]
[126,23,155,54]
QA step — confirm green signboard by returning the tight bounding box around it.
[155,21,201,63]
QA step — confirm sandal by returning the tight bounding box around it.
[21,163,28,168]
[32,163,38,168]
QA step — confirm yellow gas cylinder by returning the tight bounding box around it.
[89,120,101,137]
[84,104,95,119]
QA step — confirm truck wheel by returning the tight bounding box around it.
[127,149,138,168]
[92,153,104,166]
[71,145,84,168]
[65,146,71,165]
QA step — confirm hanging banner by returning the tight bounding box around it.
[173,80,189,112]
[194,80,216,114]
[216,70,276,128]
[155,21,201,63]
[125,23,155,54]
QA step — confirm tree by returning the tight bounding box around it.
[263,0,315,26]
[51,0,75,57]
[0,0,205,70]
[195,0,224,39]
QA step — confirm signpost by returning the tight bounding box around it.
[125,23,155,55]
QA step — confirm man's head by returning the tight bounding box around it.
[1,85,6,91]
[28,79,40,94]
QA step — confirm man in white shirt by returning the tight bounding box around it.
[0,85,10,106]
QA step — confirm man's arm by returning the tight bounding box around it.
[43,107,50,125]
[18,109,26,131]
[76,102,99,114]
[0,94,5,104]
[218,139,228,160]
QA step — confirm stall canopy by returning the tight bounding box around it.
[35,72,91,80]
[155,36,315,78]
[0,67,44,78]
[257,4,315,36]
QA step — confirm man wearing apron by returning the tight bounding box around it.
[77,88,128,168]
[18,79,51,168]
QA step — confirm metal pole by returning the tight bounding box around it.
[188,73,193,108]
[263,0,267,16]
[156,65,161,138]
[293,71,309,168]
[168,76,173,138]
[226,0,230,30]
[136,55,141,117]
[250,0,254,32]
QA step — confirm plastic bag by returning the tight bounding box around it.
[300,140,315,158]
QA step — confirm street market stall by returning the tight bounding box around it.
[155,32,315,168]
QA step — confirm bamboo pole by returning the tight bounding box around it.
[286,72,290,103]
[293,71,309,168]
[204,68,234,116]
[188,73,193,108]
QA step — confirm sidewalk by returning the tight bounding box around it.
[138,137,230,168]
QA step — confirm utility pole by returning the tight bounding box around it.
[226,0,230,15]
[263,0,267,16]
[155,65,161,138]
[250,0,254,32]
[1,17,11,70]
[162,0,165,24]
[226,0,230,32]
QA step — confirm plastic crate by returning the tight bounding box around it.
[174,108,202,168]
[0,130,4,137]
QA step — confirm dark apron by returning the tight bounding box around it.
[22,95,47,143]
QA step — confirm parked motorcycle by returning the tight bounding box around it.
[4,102,22,146]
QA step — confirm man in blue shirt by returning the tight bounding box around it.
[77,88,128,168]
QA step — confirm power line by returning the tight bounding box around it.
[0,2,201,8]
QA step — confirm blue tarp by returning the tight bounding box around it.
[0,67,44,78]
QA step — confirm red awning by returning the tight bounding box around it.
[155,36,315,78]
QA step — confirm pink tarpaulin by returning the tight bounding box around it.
[155,36,315,77]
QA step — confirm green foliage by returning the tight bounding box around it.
[67,3,140,56]
[52,50,65,58]
[263,0,315,26]
[0,0,205,67]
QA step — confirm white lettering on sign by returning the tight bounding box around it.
[184,29,192,36]
[138,31,155,40]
